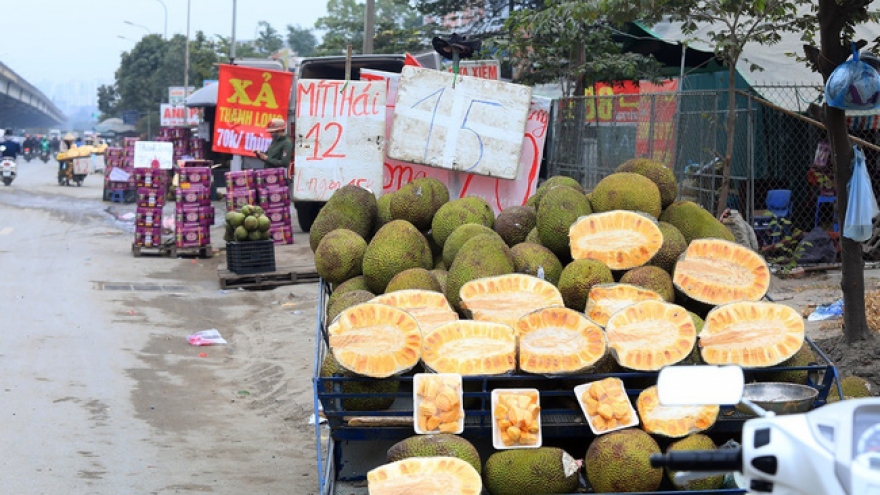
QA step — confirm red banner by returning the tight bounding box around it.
[212,64,294,156]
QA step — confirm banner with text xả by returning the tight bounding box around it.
[212,64,294,156]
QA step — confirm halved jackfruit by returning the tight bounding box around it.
[699,301,805,367]
[515,307,606,374]
[673,238,770,305]
[371,290,459,336]
[328,302,422,378]
[367,456,482,495]
[569,211,664,270]
[586,283,665,327]
[605,300,696,371]
[459,274,564,327]
[421,320,516,375]
[637,386,719,438]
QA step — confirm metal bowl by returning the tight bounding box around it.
[735,382,819,415]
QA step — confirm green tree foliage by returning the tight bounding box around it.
[316,0,432,55]
[287,24,318,56]
[254,21,285,55]
[214,35,260,62]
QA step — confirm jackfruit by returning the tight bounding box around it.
[390,178,448,230]
[509,242,563,285]
[385,268,442,293]
[494,205,537,247]
[367,457,481,495]
[531,175,585,211]
[484,447,579,495]
[387,434,481,474]
[442,223,502,267]
[584,428,662,493]
[370,289,457,335]
[665,434,724,490]
[430,269,448,294]
[309,185,378,250]
[459,273,564,327]
[445,235,514,312]
[327,289,375,323]
[320,353,398,411]
[659,200,735,243]
[590,172,662,218]
[329,276,368,306]
[536,185,592,259]
[568,210,663,269]
[586,283,664,327]
[431,196,495,247]
[375,192,394,232]
[619,266,675,302]
[362,220,433,294]
[314,229,367,284]
[647,221,687,274]
[762,344,816,384]
[840,376,872,397]
[525,227,541,245]
[616,158,678,208]
[557,259,613,311]
[421,320,516,375]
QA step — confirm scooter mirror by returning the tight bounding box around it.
[657,365,745,406]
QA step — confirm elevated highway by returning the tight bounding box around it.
[0,61,65,129]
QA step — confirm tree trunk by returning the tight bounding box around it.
[715,62,738,218]
[818,0,869,343]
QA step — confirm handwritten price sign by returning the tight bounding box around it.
[292,80,387,201]
[388,66,531,180]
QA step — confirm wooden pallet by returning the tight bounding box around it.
[217,263,319,290]
[132,242,213,259]
[132,242,171,257]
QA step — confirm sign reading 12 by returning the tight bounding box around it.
[411,87,503,172]
[303,122,345,161]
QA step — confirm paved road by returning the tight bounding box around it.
[0,158,320,494]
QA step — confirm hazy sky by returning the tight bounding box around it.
[3,0,328,86]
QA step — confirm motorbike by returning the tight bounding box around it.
[650,365,880,495]
[0,145,17,186]
[23,147,35,163]
[39,147,50,163]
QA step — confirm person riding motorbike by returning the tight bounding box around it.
[1,130,21,159]
[57,133,77,184]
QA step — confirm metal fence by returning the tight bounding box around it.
[544,85,880,259]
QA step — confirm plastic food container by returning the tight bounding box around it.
[413,373,464,434]
[575,378,639,435]
[491,388,542,449]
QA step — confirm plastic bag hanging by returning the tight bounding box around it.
[843,146,880,242]
[825,44,880,111]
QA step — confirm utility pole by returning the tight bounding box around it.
[184,0,191,100]
[363,0,375,54]
[230,0,238,62]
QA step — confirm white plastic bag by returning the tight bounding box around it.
[187,329,228,346]
[844,146,880,242]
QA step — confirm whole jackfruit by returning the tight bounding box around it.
[375,193,394,233]
[442,223,502,267]
[445,234,514,312]
[525,227,541,245]
[430,269,448,294]
[390,178,448,230]
[558,259,613,311]
[659,201,735,244]
[536,185,592,260]
[314,229,367,284]
[484,447,579,495]
[327,289,376,323]
[309,185,378,251]
[647,221,688,274]
[590,172,662,218]
[616,158,678,209]
[431,197,495,247]
[619,266,675,302]
[510,242,564,285]
[320,353,398,411]
[584,428,662,493]
[531,176,585,211]
[362,220,434,294]
[494,205,537,247]
[329,276,368,307]
[387,434,481,474]
[665,434,724,490]
[840,376,872,397]
[385,268,442,293]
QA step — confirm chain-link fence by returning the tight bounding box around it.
[544,86,880,261]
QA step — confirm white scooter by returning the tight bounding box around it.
[0,145,17,186]
[651,366,880,495]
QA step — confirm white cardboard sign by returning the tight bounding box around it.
[388,66,532,180]
[133,141,174,169]
[292,79,387,201]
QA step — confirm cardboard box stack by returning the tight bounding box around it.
[256,169,293,245]
[175,162,214,249]
[225,169,257,212]
[189,135,206,160]
[103,141,137,201]
[157,127,191,163]
[134,168,167,248]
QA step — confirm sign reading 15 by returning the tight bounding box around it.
[412,87,503,172]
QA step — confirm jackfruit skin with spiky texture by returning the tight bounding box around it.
[619,266,675,302]
[387,434,482,474]
[362,220,433,294]
[616,158,678,208]
[320,353,398,410]
[445,234,514,312]
[329,276,369,308]
[309,185,378,251]
[590,172,662,218]
[666,434,724,490]
[443,224,502,267]
[385,268,442,293]
[525,227,541,245]
[494,205,537,247]
[585,428,663,493]
[390,178,448,230]
[531,176,585,211]
[761,344,816,384]
[510,243,564,286]
[537,186,592,260]
[841,376,872,397]
[648,222,688,274]
[484,447,579,495]
[375,193,394,233]
[659,201,735,244]
[430,269,448,294]
[327,289,376,323]
[314,229,367,284]
[558,259,613,311]
[431,197,495,247]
